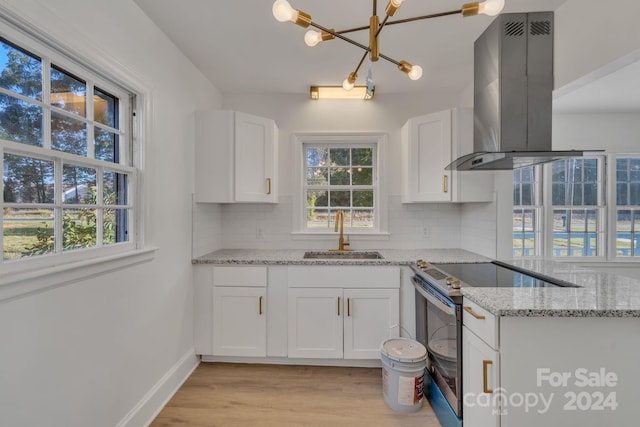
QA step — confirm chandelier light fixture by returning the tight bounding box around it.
[272,0,505,96]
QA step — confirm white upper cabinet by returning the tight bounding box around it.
[401,108,494,203]
[195,110,278,203]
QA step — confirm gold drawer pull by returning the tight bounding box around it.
[259,296,263,315]
[267,178,272,195]
[442,175,448,193]
[464,306,486,320]
[483,360,493,393]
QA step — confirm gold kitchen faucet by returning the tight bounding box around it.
[330,210,352,252]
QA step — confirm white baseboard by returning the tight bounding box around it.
[116,349,200,427]
[200,355,382,368]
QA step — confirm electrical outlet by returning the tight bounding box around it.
[422,226,430,238]
[256,226,265,239]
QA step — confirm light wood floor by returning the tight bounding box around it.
[151,362,442,427]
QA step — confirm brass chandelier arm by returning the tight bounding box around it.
[333,9,462,35]
[309,21,402,66]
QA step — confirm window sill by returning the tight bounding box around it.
[291,232,391,241]
[0,247,157,303]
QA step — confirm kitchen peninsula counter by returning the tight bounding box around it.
[461,259,640,317]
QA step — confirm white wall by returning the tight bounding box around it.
[553,113,640,153]
[0,1,222,426]
[217,92,491,251]
[555,0,640,90]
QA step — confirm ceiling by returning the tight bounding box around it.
[133,0,640,113]
[134,0,567,97]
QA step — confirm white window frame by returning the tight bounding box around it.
[543,155,606,259]
[291,133,389,239]
[0,8,151,297]
[512,165,543,257]
[609,154,640,260]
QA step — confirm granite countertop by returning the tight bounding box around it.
[193,248,490,265]
[461,259,640,318]
[193,249,640,318]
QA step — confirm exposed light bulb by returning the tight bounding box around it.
[408,65,423,80]
[272,0,298,22]
[390,0,406,7]
[478,0,505,16]
[304,30,322,47]
[342,78,355,91]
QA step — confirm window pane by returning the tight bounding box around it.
[104,208,128,244]
[353,190,373,207]
[616,210,640,256]
[329,167,350,185]
[62,165,96,204]
[552,183,566,205]
[52,112,87,156]
[583,159,598,181]
[552,209,570,256]
[307,167,327,186]
[50,65,86,116]
[616,159,628,182]
[352,210,373,228]
[521,183,533,205]
[95,127,118,162]
[3,207,54,260]
[330,190,350,207]
[307,208,329,229]
[330,148,349,166]
[306,147,327,167]
[94,87,117,127]
[307,190,328,208]
[0,93,43,146]
[583,183,597,205]
[0,38,42,99]
[552,161,565,182]
[631,159,640,181]
[352,148,372,166]
[617,183,628,206]
[3,154,54,203]
[631,183,640,206]
[63,208,96,250]
[105,171,128,205]
[352,167,372,185]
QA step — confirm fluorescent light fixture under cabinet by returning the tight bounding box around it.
[310,86,374,100]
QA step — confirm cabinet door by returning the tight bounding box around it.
[234,112,276,203]
[288,288,343,358]
[401,109,452,202]
[463,325,500,427]
[343,289,400,359]
[212,286,266,357]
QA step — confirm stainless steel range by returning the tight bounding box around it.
[410,259,575,427]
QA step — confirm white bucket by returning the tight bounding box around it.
[380,338,427,413]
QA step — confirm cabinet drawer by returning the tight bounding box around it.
[213,266,267,287]
[463,298,497,348]
[287,266,400,288]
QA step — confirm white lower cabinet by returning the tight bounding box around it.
[463,298,500,427]
[213,286,266,357]
[287,285,400,359]
[463,324,500,427]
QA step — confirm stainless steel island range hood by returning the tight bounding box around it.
[447,12,586,171]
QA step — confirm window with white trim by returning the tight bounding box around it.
[303,142,377,231]
[549,157,604,257]
[1,26,137,270]
[614,156,640,257]
[513,166,541,257]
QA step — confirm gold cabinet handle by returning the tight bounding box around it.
[266,178,272,195]
[464,306,486,320]
[347,298,351,317]
[483,360,493,393]
[259,296,263,315]
[337,297,341,316]
[442,175,448,193]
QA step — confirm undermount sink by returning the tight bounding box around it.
[303,251,384,260]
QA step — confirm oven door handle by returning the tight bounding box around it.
[411,277,456,315]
